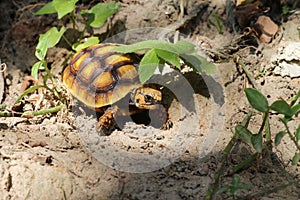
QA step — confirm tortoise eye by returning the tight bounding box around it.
[135,98,140,104]
[144,95,154,103]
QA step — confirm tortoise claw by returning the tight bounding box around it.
[161,118,173,130]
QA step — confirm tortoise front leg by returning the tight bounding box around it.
[96,105,118,133]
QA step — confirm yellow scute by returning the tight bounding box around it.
[78,60,99,82]
[117,65,138,80]
[92,71,114,90]
[105,54,131,66]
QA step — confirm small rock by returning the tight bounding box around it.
[273,42,300,78]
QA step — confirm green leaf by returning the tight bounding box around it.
[154,49,180,68]
[296,126,300,141]
[114,40,216,75]
[244,88,269,112]
[158,58,165,73]
[46,26,66,48]
[115,40,188,55]
[52,0,78,19]
[275,131,287,146]
[251,133,263,153]
[81,2,121,28]
[139,49,159,83]
[291,153,300,165]
[235,125,252,144]
[208,12,223,34]
[292,103,300,116]
[72,36,99,52]
[291,90,300,106]
[80,12,94,26]
[34,2,56,15]
[195,55,216,75]
[180,53,216,75]
[270,100,293,117]
[173,40,195,54]
[232,175,240,185]
[31,61,43,79]
[217,186,231,194]
[35,26,66,60]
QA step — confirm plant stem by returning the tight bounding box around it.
[43,63,62,100]
[21,104,65,118]
[14,85,45,105]
[62,35,73,48]
[291,89,300,106]
[238,59,259,89]
[280,118,300,151]
[70,10,77,30]
[205,111,253,200]
[231,152,259,174]
[0,104,7,110]
[80,25,88,41]
[0,112,12,117]
[258,111,269,135]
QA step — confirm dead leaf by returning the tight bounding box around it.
[27,93,44,110]
[234,1,264,28]
[20,75,44,94]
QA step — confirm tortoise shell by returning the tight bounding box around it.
[62,43,141,108]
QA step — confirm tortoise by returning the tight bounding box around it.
[62,43,172,131]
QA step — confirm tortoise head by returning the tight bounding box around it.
[131,87,162,109]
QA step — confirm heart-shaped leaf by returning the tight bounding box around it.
[180,53,216,75]
[35,26,66,60]
[82,2,121,28]
[155,49,180,69]
[72,36,99,52]
[139,49,160,83]
[53,0,78,19]
[35,2,56,15]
